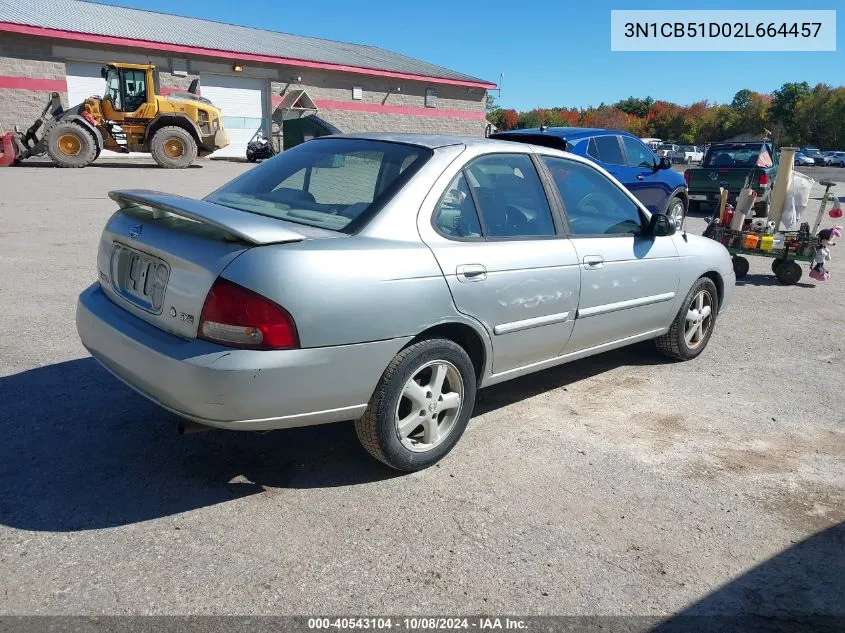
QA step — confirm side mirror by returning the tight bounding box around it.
[647,213,676,237]
[657,156,672,170]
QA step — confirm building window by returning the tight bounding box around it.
[352,86,363,100]
[171,58,188,76]
[425,88,437,108]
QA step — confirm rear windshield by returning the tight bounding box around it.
[205,138,431,233]
[703,144,771,167]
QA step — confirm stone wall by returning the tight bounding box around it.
[157,70,200,94]
[270,69,488,147]
[0,34,67,132]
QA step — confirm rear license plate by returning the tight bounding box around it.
[689,194,708,201]
[110,243,170,313]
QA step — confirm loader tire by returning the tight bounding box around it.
[45,122,97,168]
[151,126,197,169]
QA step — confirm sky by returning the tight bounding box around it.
[105,0,843,111]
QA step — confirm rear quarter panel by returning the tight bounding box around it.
[219,236,490,350]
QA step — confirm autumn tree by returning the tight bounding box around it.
[488,108,518,131]
[492,81,843,146]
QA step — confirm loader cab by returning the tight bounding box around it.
[100,64,156,119]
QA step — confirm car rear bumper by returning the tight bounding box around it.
[688,190,768,205]
[76,284,409,430]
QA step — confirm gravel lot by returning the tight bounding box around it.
[0,157,843,619]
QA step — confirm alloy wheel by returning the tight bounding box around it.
[395,360,464,452]
[668,199,684,230]
[685,289,713,349]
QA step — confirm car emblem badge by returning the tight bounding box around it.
[129,224,143,238]
[709,171,718,181]
[170,307,177,317]
[428,402,437,412]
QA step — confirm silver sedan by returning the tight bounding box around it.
[76,133,735,471]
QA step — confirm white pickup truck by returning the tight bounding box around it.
[655,143,678,158]
[671,145,704,164]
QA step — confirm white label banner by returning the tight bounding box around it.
[611,10,836,51]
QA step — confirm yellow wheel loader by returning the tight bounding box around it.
[11,63,230,168]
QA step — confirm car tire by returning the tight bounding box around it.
[151,126,198,169]
[666,196,685,229]
[355,338,477,472]
[655,277,719,361]
[45,121,97,168]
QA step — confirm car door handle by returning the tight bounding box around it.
[582,255,604,270]
[456,264,487,282]
[636,174,645,181]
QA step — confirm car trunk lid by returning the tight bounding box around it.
[98,190,337,339]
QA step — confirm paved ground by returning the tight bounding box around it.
[0,157,843,618]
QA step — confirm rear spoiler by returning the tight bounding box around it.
[489,132,569,152]
[108,190,328,245]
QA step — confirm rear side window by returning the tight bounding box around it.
[542,156,643,236]
[622,136,655,168]
[433,154,556,240]
[589,136,625,165]
[206,138,431,233]
[433,172,483,238]
[467,154,556,238]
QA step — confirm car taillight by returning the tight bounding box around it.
[758,173,769,186]
[683,171,690,185]
[198,278,299,350]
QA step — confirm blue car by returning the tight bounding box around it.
[491,127,688,228]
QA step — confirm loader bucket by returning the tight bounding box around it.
[0,132,20,167]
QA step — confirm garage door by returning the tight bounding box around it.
[201,75,266,159]
[65,62,106,107]
[65,61,123,159]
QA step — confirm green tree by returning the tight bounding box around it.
[730,89,754,111]
[793,84,844,148]
[615,96,654,118]
[484,92,497,116]
[770,82,811,143]
[517,110,542,129]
